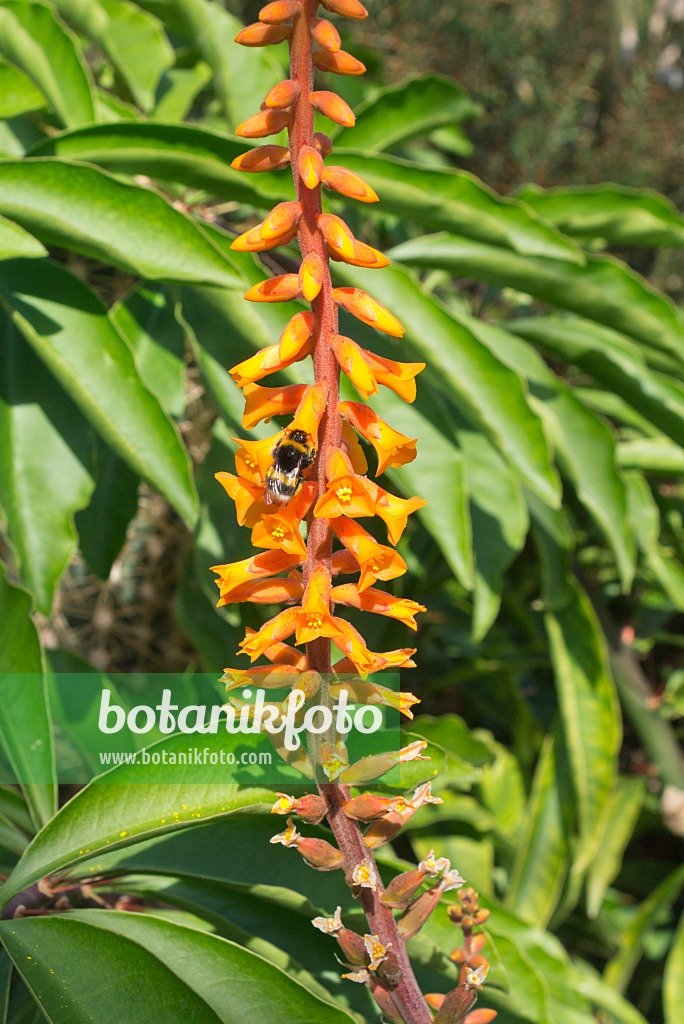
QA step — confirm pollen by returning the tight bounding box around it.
[307,615,323,630]
[271,524,287,539]
[336,485,353,504]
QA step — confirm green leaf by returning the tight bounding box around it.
[585,777,646,918]
[0,258,198,527]
[89,0,172,111]
[0,215,45,262]
[0,950,11,1024]
[334,262,561,508]
[624,470,684,610]
[0,787,33,836]
[0,565,56,829]
[153,62,212,121]
[505,735,569,927]
[0,61,44,119]
[544,579,621,870]
[389,234,684,361]
[0,757,274,908]
[665,910,684,1024]
[617,438,684,473]
[572,961,650,1024]
[0,1,94,127]
[333,74,479,151]
[604,863,684,993]
[0,911,358,1024]
[0,159,244,288]
[111,284,187,418]
[0,312,95,612]
[32,124,582,261]
[515,182,684,247]
[473,318,635,588]
[507,316,684,448]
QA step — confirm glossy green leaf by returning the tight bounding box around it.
[507,316,684,448]
[0,950,11,1024]
[0,258,198,528]
[515,182,684,247]
[334,262,560,508]
[139,0,283,125]
[0,566,55,830]
[111,284,187,418]
[617,438,684,473]
[1,911,358,1024]
[585,777,646,918]
[0,62,43,119]
[0,313,95,611]
[473,317,635,587]
[333,74,479,151]
[665,910,684,1024]
[0,787,33,836]
[0,752,275,907]
[604,863,684,993]
[544,579,621,869]
[153,62,212,121]
[505,735,569,927]
[389,233,684,360]
[64,0,173,111]
[573,961,650,1024]
[32,124,583,260]
[0,215,45,261]
[0,159,243,288]
[0,1,94,127]
[624,470,684,610]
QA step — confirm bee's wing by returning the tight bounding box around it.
[266,463,301,503]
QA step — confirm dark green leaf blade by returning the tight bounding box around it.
[0,258,198,527]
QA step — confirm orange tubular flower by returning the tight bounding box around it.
[220,12,441,1019]
[339,401,418,475]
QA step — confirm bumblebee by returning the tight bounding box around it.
[265,429,316,504]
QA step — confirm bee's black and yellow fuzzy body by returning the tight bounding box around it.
[265,429,316,504]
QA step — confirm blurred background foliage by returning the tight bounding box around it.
[0,1,683,1023]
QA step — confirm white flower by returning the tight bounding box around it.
[351,858,378,891]
[465,963,489,990]
[269,817,300,847]
[363,933,392,970]
[311,906,343,934]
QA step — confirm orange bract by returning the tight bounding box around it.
[234,22,291,46]
[333,287,405,336]
[231,145,291,172]
[236,109,293,138]
[310,91,355,127]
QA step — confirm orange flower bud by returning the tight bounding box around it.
[211,550,302,604]
[263,79,299,108]
[288,381,329,440]
[313,49,366,74]
[381,869,429,908]
[263,640,306,668]
[339,401,417,475]
[330,334,377,398]
[311,17,341,52]
[310,91,355,127]
[279,310,316,361]
[239,607,299,660]
[236,109,293,138]
[321,0,368,18]
[231,223,287,253]
[235,22,291,46]
[332,287,404,336]
[433,985,478,1024]
[244,274,301,303]
[340,740,427,785]
[332,516,407,592]
[318,214,356,260]
[331,583,425,630]
[259,0,301,22]
[298,253,324,301]
[217,578,303,605]
[260,201,301,240]
[222,664,301,689]
[273,792,327,823]
[298,144,324,189]
[341,420,368,473]
[296,836,344,870]
[427,995,446,1012]
[313,131,333,157]
[231,145,291,172]
[464,1011,497,1024]
[229,339,313,387]
[241,382,307,429]
[321,165,377,201]
[332,548,359,576]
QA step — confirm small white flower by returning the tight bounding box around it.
[271,793,296,815]
[351,858,378,891]
[342,968,371,984]
[465,963,489,990]
[363,933,392,970]
[311,906,343,934]
[441,868,466,892]
[419,850,451,877]
[411,782,443,807]
[269,817,300,847]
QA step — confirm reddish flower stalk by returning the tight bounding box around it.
[215,3,493,1022]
